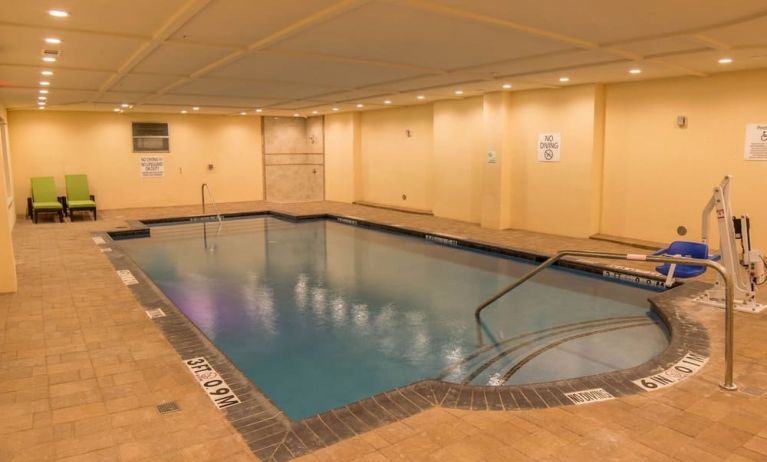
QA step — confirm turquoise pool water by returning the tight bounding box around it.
[120,217,669,419]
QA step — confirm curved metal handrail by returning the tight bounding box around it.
[201,183,222,224]
[473,250,736,391]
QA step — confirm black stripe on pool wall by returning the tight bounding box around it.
[99,210,712,462]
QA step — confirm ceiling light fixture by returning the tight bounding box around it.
[44,37,62,44]
[293,113,300,117]
[41,70,53,76]
[121,103,130,108]
[332,107,339,111]
[255,108,262,113]
[192,106,200,111]
[39,81,50,86]
[454,90,464,95]
[38,96,47,101]
[113,108,121,112]
[416,95,425,100]
[502,83,512,89]
[559,77,570,82]
[37,101,46,105]
[312,110,318,114]
[42,56,56,63]
[240,112,247,115]
[181,110,188,114]
[384,100,392,104]
[39,89,49,94]
[629,68,642,75]
[48,9,69,17]
[38,106,45,110]
[356,104,364,108]
[718,57,733,64]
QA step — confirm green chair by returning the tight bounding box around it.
[28,176,64,223]
[64,174,97,220]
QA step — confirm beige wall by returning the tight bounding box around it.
[325,113,359,203]
[359,105,434,211]
[602,69,767,248]
[432,97,484,223]
[9,111,263,213]
[0,105,17,292]
[506,85,604,237]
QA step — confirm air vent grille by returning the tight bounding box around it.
[132,122,170,152]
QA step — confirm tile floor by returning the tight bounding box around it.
[2,200,767,461]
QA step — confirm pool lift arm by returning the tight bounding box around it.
[700,175,766,313]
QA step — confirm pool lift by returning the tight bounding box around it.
[659,175,766,313]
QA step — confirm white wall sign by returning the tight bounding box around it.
[537,133,561,162]
[140,155,165,177]
[744,123,767,161]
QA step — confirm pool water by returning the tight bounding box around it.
[120,217,669,419]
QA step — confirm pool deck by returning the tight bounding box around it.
[2,200,767,462]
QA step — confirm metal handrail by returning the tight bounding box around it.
[474,250,737,391]
[201,183,222,224]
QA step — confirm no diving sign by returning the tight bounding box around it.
[537,133,561,162]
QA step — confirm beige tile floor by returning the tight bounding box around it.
[2,200,767,462]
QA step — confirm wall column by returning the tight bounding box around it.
[480,92,513,229]
[0,115,17,293]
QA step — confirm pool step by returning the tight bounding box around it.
[148,219,298,241]
[441,316,656,386]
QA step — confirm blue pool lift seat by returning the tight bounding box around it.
[652,241,720,286]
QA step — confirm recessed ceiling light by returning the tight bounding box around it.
[559,77,570,82]
[416,95,425,100]
[38,106,45,110]
[37,101,46,106]
[38,96,47,101]
[41,70,53,76]
[39,81,50,86]
[293,113,300,117]
[42,56,56,63]
[332,107,339,111]
[255,108,263,113]
[192,106,200,111]
[502,83,512,89]
[121,103,130,108]
[718,57,733,64]
[454,90,464,95]
[44,37,61,44]
[39,89,49,94]
[113,108,121,112]
[181,110,188,114]
[356,104,364,108]
[629,68,642,75]
[240,112,247,115]
[48,9,69,18]
[312,110,318,114]
[384,100,392,104]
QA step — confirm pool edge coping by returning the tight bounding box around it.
[93,210,711,462]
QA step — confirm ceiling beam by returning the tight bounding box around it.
[142,0,372,101]
[90,0,213,102]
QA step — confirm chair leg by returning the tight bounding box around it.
[59,210,64,223]
[34,210,38,224]
[93,208,97,220]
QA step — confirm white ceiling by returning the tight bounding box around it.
[0,0,765,116]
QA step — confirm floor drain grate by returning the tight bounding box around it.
[156,401,180,414]
[741,386,766,397]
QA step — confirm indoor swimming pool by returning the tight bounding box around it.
[119,216,669,420]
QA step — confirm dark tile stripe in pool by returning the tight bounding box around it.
[93,212,711,462]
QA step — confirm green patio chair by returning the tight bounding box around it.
[28,176,64,223]
[64,174,97,220]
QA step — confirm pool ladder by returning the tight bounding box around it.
[473,249,737,391]
[201,183,223,224]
